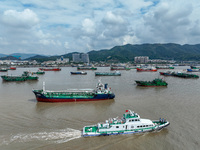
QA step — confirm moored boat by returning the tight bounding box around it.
[159,71,174,76]
[77,67,97,70]
[135,78,168,87]
[39,67,61,71]
[187,69,199,72]
[110,66,130,70]
[190,66,200,69]
[71,71,87,75]
[82,110,170,137]
[32,70,45,75]
[136,67,157,72]
[32,80,115,102]
[160,71,199,78]
[1,71,38,81]
[9,66,16,70]
[95,71,121,76]
[156,66,174,69]
[173,72,199,78]
[0,68,8,72]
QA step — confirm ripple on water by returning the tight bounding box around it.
[0,128,81,145]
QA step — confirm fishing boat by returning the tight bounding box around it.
[39,67,61,71]
[160,71,199,78]
[32,80,115,102]
[110,66,130,70]
[156,66,174,69]
[71,71,87,75]
[32,70,45,75]
[135,78,168,87]
[77,67,97,70]
[136,67,157,72]
[82,109,170,137]
[190,66,200,69]
[0,68,8,72]
[159,71,174,76]
[1,71,38,81]
[187,69,199,72]
[95,71,121,76]
[9,66,16,70]
[173,72,199,78]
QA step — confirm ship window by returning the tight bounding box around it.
[138,119,140,121]
[131,126,134,128]
[146,125,148,127]
[137,126,139,128]
[140,126,142,127]
[143,125,145,127]
[132,119,134,122]
[129,120,131,122]
[116,126,119,128]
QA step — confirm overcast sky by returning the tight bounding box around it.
[0,0,199,55]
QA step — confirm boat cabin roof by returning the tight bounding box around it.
[123,110,140,119]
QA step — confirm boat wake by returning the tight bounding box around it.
[0,128,81,146]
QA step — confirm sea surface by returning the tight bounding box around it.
[0,66,199,150]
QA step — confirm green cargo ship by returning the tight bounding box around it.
[77,67,97,70]
[95,71,121,76]
[135,78,168,87]
[1,71,38,81]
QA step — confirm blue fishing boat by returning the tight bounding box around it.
[71,71,87,75]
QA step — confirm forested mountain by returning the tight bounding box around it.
[2,43,200,62]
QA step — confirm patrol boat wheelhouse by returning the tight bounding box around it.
[82,110,169,137]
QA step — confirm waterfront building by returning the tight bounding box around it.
[134,56,149,64]
[72,53,89,63]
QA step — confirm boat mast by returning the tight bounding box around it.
[43,82,45,91]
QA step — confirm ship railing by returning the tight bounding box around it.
[45,89,95,93]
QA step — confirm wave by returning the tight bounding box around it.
[0,128,81,145]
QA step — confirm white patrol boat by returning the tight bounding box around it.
[82,110,170,137]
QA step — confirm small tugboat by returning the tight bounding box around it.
[135,78,168,87]
[77,67,97,70]
[32,80,115,102]
[39,67,61,71]
[71,71,87,75]
[136,67,157,72]
[95,71,121,76]
[82,110,170,137]
[1,71,38,81]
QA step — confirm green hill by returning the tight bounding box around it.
[88,43,200,62]
[25,43,200,62]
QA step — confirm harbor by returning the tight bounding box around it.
[0,66,199,149]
